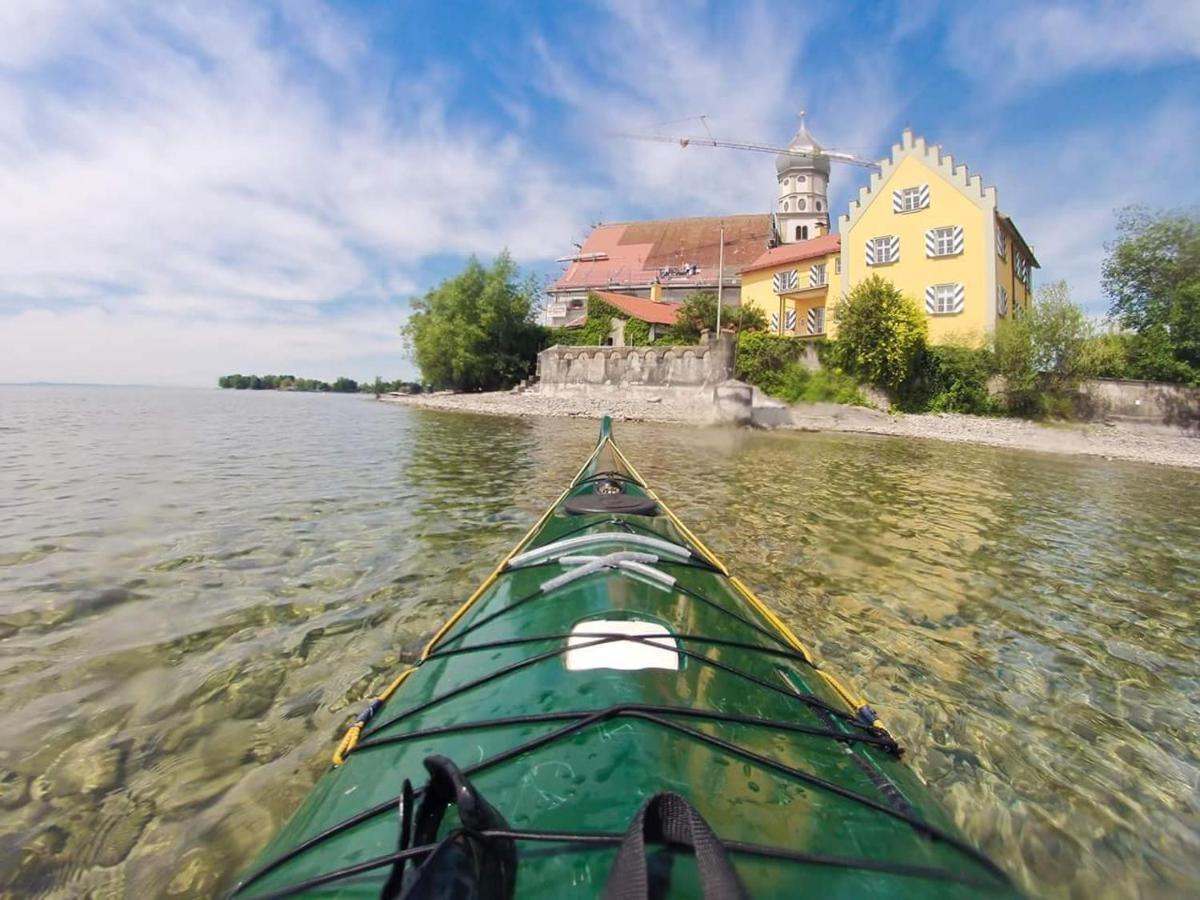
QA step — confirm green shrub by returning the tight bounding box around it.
[1086,332,1131,379]
[735,332,806,393]
[1124,326,1199,384]
[898,344,997,414]
[991,281,1101,417]
[735,332,863,405]
[544,326,577,347]
[833,275,928,391]
[775,366,865,405]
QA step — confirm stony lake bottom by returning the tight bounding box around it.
[0,385,1196,898]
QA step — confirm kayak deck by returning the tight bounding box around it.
[235,419,1016,898]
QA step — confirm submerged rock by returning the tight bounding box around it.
[33,734,131,800]
[0,767,30,809]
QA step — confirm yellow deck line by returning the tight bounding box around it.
[611,440,876,720]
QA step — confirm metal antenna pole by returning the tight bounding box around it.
[716,223,725,334]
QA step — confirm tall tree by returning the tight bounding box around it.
[1102,206,1200,372]
[401,253,545,391]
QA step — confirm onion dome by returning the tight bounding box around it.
[775,112,831,175]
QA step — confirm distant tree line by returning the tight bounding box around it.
[217,374,422,394]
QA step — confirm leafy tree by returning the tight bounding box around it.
[331,377,358,393]
[832,275,927,391]
[992,281,1098,415]
[402,252,544,391]
[1102,206,1200,378]
[671,291,767,342]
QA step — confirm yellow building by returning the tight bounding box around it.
[740,233,840,336]
[741,128,1039,344]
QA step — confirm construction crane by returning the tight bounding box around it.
[617,112,880,171]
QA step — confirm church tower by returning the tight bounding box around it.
[775,113,830,244]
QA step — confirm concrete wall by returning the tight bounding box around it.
[1075,378,1200,431]
[536,333,734,396]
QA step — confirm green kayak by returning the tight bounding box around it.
[234,418,1017,898]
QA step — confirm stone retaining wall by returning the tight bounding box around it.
[1076,378,1200,431]
[536,333,734,396]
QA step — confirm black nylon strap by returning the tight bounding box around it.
[381,756,516,900]
[603,793,748,900]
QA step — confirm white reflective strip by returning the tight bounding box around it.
[508,532,691,569]
[618,560,676,587]
[539,551,660,593]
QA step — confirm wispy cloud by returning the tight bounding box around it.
[0,1,596,383]
[528,0,899,224]
[947,0,1200,92]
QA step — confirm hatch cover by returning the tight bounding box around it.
[565,620,679,671]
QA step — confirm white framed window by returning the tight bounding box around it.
[807,306,826,335]
[809,263,827,288]
[996,224,1007,260]
[997,285,1009,317]
[798,175,807,184]
[834,256,841,274]
[924,283,964,315]
[866,235,899,265]
[926,225,962,257]
[892,184,930,213]
[798,198,807,211]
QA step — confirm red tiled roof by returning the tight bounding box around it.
[589,290,679,325]
[551,214,773,293]
[742,234,841,274]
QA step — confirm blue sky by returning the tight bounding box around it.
[1,1,1197,385]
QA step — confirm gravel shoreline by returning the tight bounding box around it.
[380,391,1200,470]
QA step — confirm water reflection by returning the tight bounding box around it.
[0,387,1196,897]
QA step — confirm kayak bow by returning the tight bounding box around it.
[235,417,1017,898]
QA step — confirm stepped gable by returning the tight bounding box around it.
[837,129,999,236]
